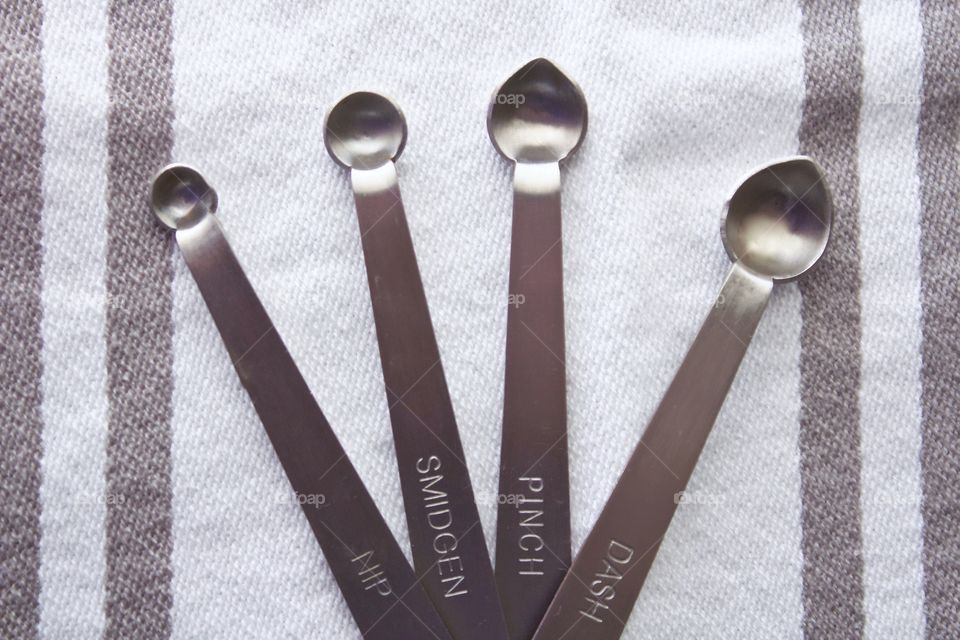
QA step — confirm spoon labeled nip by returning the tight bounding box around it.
[487,58,586,640]
[324,92,509,640]
[150,165,451,640]
[533,157,833,640]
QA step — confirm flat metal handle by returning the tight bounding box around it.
[351,163,509,640]
[176,214,451,640]
[533,263,772,640]
[495,161,571,640]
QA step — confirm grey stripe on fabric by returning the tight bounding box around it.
[104,1,176,637]
[796,0,867,637]
[0,1,46,637]
[916,1,960,636]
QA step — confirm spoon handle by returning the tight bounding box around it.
[350,163,509,640]
[175,214,452,640]
[532,263,773,640]
[494,161,571,640]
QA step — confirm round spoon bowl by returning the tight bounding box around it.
[722,156,832,281]
[151,164,218,230]
[487,58,587,163]
[324,92,407,170]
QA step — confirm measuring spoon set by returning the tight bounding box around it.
[149,57,833,640]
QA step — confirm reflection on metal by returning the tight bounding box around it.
[534,157,833,640]
[150,164,452,640]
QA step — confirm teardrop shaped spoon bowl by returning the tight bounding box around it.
[488,57,588,163]
[723,156,832,280]
[533,156,832,640]
[486,57,589,640]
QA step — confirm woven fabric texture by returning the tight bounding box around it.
[1,1,957,638]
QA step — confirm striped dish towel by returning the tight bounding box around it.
[1,1,956,638]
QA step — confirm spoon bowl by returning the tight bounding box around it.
[722,156,832,281]
[151,164,218,229]
[487,58,587,163]
[324,92,407,170]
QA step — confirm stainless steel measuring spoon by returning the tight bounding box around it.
[487,58,587,640]
[150,164,451,640]
[532,157,833,640]
[324,92,509,640]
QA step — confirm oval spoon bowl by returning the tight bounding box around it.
[151,163,218,229]
[324,91,407,170]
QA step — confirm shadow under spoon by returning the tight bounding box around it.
[532,156,834,640]
[324,92,509,640]
[487,57,587,640]
[150,165,452,640]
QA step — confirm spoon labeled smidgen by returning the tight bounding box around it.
[324,92,509,640]
[487,58,586,640]
[533,157,833,640]
[150,165,451,640]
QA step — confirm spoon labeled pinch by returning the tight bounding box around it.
[533,157,833,640]
[324,92,509,640]
[150,165,451,640]
[487,58,586,640]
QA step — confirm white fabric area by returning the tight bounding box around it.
[25,1,935,638]
[168,1,810,637]
[38,0,110,637]
[856,0,927,637]
[136,1,930,639]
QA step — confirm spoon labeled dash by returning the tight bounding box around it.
[487,58,586,640]
[533,157,833,640]
[150,164,451,640]
[324,92,509,640]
